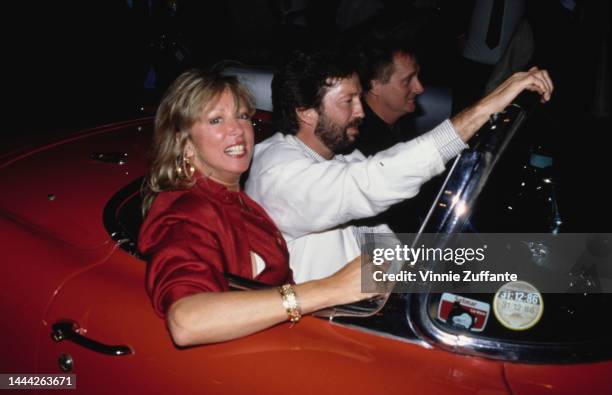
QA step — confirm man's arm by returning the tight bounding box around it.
[247,127,452,240]
[451,67,553,141]
[248,68,553,240]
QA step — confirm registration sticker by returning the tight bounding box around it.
[493,281,543,331]
[437,293,490,332]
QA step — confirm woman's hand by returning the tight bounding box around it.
[315,255,381,306]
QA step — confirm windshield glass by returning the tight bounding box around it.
[412,99,612,358]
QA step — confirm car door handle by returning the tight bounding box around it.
[51,321,132,356]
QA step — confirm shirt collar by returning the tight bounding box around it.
[285,134,349,163]
[363,99,392,130]
[362,99,413,141]
[193,172,245,205]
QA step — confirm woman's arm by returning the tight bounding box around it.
[141,195,371,346]
[166,256,368,346]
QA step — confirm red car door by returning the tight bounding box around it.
[36,247,510,395]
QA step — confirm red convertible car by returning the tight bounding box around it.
[1,69,611,394]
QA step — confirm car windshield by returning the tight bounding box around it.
[408,94,612,362]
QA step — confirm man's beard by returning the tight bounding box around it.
[314,112,361,155]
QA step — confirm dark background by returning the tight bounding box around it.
[3,1,609,147]
[2,0,610,231]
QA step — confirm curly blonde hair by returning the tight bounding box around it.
[142,69,255,216]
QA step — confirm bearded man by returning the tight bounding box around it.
[246,50,553,283]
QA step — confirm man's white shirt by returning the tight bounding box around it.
[245,120,466,283]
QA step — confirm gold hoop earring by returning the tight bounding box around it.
[176,155,195,179]
[184,156,195,177]
[175,155,184,176]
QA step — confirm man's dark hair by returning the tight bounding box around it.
[272,50,359,135]
[358,38,417,93]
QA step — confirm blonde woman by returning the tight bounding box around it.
[139,69,372,346]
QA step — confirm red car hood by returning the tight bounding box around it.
[0,118,152,250]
